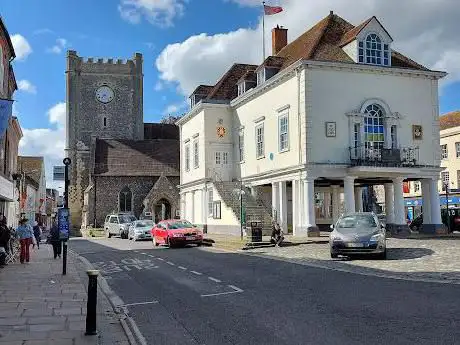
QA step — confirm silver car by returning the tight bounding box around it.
[128,220,154,241]
[330,212,386,259]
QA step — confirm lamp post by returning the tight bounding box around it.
[444,181,453,232]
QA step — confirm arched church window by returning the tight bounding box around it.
[364,104,385,151]
[358,33,390,66]
[119,187,132,212]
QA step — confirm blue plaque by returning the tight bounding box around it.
[58,208,70,240]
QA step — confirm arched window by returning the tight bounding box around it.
[119,187,132,212]
[358,34,390,66]
[364,104,385,150]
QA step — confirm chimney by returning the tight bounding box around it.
[272,25,288,55]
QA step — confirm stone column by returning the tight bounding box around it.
[292,179,298,236]
[421,179,432,225]
[331,185,340,224]
[324,190,332,219]
[430,177,442,227]
[343,176,356,214]
[354,187,363,212]
[384,183,394,224]
[279,181,288,231]
[303,177,319,236]
[272,182,279,222]
[393,177,405,225]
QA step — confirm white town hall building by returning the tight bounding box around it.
[177,11,447,236]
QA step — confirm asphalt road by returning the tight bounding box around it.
[70,238,460,345]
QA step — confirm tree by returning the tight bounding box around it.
[160,114,183,124]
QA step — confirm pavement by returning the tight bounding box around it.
[70,237,460,345]
[0,240,130,345]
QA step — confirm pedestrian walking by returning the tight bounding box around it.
[32,221,41,249]
[49,221,61,259]
[0,216,10,267]
[16,218,34,264]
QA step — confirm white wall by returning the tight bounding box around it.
[308,68,437,166]
[234,73,301,179]
[181,110,205,185]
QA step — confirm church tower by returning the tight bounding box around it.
[65,50,144,232]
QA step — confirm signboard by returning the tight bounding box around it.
[58,207,70,240]
[53,166,65,181]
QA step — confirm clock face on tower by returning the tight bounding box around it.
[95,86,114,104]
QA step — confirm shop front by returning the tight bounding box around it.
[404,195,460,222]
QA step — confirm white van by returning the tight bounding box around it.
[104,213,137,239]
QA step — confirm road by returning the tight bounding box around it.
[70,238,460,345]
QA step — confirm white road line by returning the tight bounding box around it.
[190,270,202,275]
[228,285,244,293]
[141,252,147,255]
[167,261,175,266]
[148,255,155,258]
[208,277,222,283]
[178,266,187,270]
[119,300,159,307]
[157,258,164,261]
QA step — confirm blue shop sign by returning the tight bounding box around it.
[58,207,70,240]
[405,198,422,207]
[440,196,460,205]
[404,195,460,207]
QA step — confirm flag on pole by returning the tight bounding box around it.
[0,98,13,138]
[264,4,283,15]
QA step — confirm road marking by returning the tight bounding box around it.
[141,252,147,255]
[167,261,175,266]
[201,285,244,298]
[157,258,164,261]
[190,270,202,276]
[119,300,159,307]
[178,266,187,270]
[208,277,221,283]
[148,255,155,258]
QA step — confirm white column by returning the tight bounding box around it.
[190,191,195,223]
[393,177,405,225]
[343,176,356,214]
[292,180,298,236]
[272,182,279,222]
[303,177,316,229]
[354,187,363,212]
[180,193,185,219]
[297,179,304,231]
[384,183,394,224]
[421,179,432,224]
[201,188,207,225]
[251,187,258,199]
[430,177,442,225]
[324,190,331,219]
[332,185,340,223]
[279,181,288,231]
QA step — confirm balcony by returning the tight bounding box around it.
[349,145,419,167]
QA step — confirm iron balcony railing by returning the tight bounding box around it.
[349,145,419,167]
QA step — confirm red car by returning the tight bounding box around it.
[151,219,203,248]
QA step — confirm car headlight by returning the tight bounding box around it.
[172,233,184,237]
[330,235,342,242]
[370,234,383,242]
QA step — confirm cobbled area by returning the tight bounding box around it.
[248,238,460,284]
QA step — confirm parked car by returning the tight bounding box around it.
[330,212,386,259]
[409,208,460,232]
[151,219,203,248]
[128,220,154,241]
[104,213,137,239]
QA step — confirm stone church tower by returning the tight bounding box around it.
[65,50,144,232]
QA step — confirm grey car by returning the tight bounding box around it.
[330,212,386,259]
[128,220,154,241]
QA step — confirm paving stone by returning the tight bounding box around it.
[0,318,27,326]
[54,308,82,316]
[22,309,54,317]
[61,301,84,309]
[27,316,66,325]
[29,323,66,332]
[24,340,74,345]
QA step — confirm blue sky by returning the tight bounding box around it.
[2,0,459,188]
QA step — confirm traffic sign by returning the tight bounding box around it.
[58,207,70,240]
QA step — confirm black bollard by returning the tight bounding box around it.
[62,241,67,275]
[85,270,99,336]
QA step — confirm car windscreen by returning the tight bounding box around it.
[120,215,136,223]
[336,214,377,232]
[136,221,153,228]
[169,221,193,229]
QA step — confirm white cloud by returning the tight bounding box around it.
[156,0,460,95]
[118,0,186,27]
[33,28,54,35]
[11,34,32,61]
[154,81,164,91]
[17,80,37,94]
[19,102,66,189]
[47,38,68,54]
[163,99,187,115]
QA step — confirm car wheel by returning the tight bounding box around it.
[107,231,112,238]
[379,249,387,260]
[167,237,174,248]
[330,252,338,259]
[196,242,202,247]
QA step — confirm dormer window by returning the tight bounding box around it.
[237,82,245,96]
[358,33,390,66]
[190,94,205,108]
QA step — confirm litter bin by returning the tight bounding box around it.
[246,221,262,242]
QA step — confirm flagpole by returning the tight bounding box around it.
[262,1,265,62]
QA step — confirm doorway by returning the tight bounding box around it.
[154,198,171,223]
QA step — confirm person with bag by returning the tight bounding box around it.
[16,218,34,264]
[32,221,41,249]
[49,221,61,259]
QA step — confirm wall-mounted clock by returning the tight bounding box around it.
[95,86,114,104]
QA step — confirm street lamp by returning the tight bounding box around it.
[233,182,246,241]
[443,180,454,232]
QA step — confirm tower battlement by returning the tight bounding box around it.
[66,50,143,73]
